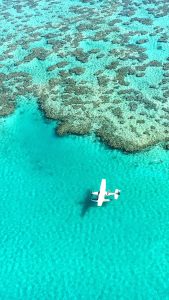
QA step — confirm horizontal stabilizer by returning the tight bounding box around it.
[114,189,121,200]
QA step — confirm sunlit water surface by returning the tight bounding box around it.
[0,100,169,299]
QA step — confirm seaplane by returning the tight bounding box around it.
[91,179,120,207]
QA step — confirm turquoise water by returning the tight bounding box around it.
[0,99,169,299]
[1,0,169,298]
[1,0,169,150]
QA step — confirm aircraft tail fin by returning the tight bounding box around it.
[114,189,121,200]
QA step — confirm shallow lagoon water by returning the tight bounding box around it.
[0,100,169,299]
[0,0,169,298]
[1,0,169,150]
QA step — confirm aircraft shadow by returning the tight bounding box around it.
[79,189,96,217]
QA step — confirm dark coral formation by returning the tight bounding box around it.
[0,0,169,152]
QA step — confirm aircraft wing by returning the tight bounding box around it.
[97,194,104,206]
[97,179,106,206]
[91,180,120,206]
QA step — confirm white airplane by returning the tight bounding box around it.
[91,179,120,206]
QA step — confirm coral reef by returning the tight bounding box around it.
[0,0,169,152]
